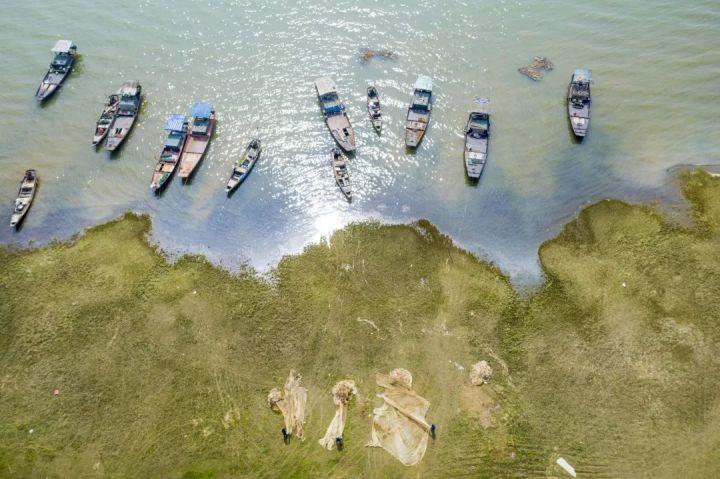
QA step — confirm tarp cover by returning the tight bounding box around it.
[190,102,212,119]
[315,77,337,97]
[119,81,140,96]
[268,370,307,440]
[52,40,75,53]
[319,380,357,450]
[367,369,431,466]
[573,69,591,83]
[164,114,186,132]
[414,75,433,92]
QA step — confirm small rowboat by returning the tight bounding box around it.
[331,148,351,201]
[92,94,119,146]
[150,114,188,193]
[226,139,262,194]
[367,86,382,133]
[10,169,37,228]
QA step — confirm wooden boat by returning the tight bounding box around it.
[35,40,77,102]
[150,114,188,193]
[331,148,352,201]
[10,170,37,228]
[464,112,490,179]
[405,75,432,147]
[105,81,142,151]
[226,139,262,194]
[315,77,356,152]
[367,86,382,133]
[92,94,119,145]
[567,69,591,138]
[178,103,215,179]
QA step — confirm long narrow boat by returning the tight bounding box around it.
[35,40,77,102]
[405,75,433,147]
[10,170,37,228]
[150,114,188,193]
[92,94,120,146]
[464,112,490,179]
[105,81,142,151]
[367,86,382,133]
[315,77,356,152]
[178,103,215,180]
[567,69,591,138]
[226,139,262,194]
[331,148,352,201]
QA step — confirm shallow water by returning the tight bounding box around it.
[1,0,718,282]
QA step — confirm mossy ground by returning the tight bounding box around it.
[1,171,719,478]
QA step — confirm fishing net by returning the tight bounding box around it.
[470,360,493,385]
[518,56,554,81]
[268,370,307,440]
[318,380,358,450]
[366,368,431,466]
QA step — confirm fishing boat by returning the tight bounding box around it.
[178,103,215,180]
[92,94,120,146]
[405,75,432,147]
[464,112,490,179]
[105,81,142,151]
[226,139,262,194]
[35,40,77,102]
[10,170,37,228]
[315,77,356,152]
[367,86,382,133]
[331,148,352,201]
[567,69,591,138]
[150,114,188,193]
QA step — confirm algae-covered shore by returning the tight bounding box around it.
[1,171,720,478]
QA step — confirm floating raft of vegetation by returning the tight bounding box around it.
[518,56,554,81]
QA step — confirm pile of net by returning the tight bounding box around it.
[470,360,493,385]
[360,48,399,64]
[518,56,554,81]
[366,368,431,466]
[268,370,307,440]
[318,380,358,450]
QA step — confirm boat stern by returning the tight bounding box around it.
[405,129,422,147]
[36,83,57,102]
[10,214,21,228]
[465,151,486,179]
[570,116,589,137]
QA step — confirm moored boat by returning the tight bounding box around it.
[150,114,188,193]
[405,75,433,147]
[464,111,490,179]
[567,69,591,138]
[105,81,142,151]
[178,103,215,180]
[315,77,356,152]
[35,40,77,102]
[367,86,382,133]
[10,170,37,228]
[92,94,120,146]
[226,139,262,194]
[331,148,352,201]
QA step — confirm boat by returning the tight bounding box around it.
[464,112,490,179]
[178,103,215,179]
[567,69,591,138]
[314,77,356,152]
[105,81,142,151]
[10,170,37,228]
[330,148,352,201]
[226,139,262,193]
[92,94,120,145]
[35,40,77,102]
[150,114,188,193]
[405,75,433,147]
[367,86,382,133]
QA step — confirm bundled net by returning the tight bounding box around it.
[318,380,358,450]
[268,370,308,440]
[518,56,554,81]
[470,360,493,385]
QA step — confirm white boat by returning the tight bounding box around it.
[226,139,262,193]
[331,148,352,201]
[315,77,356,152]
[10,170,37,228]
[405,75,432,147]
[464,112,490,179]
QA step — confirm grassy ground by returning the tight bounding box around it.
[1,170,719,478]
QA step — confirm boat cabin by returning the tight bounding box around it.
[316,77,344,116]
[570,69,591,106]
[189,103,213,135]
[50,40,76,71]
[468,114,489,139]
[163,114,187,153]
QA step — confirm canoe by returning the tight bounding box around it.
[92,94,120,146]
[568,69,591,138]
[367,86,382,133]
[35,40,77,102]
[464,112,490,179]
[315,77,356,152]
[331,148,352,201]
[226,139,262,194]
[405,75,432,147]
[178,103,215,179]
[150,114,188,193]
[105,81,142,151]
[10,169,37,228]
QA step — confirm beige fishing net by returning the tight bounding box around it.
[318,380,358,450]
[366,368,431,466]
[268,370,307,440]
[470,360,493,386]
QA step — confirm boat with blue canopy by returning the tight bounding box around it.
[314,77,356,152]
[178,103,216,179]
[105,81,142,151]
[35,40,77,102]
[567,69,591,138]
[150,114,188,192]
[405,75,433,147]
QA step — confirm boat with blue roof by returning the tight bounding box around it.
[314,77,356,152]
[405,75,433,147]
[150,114,188,192]
[464,112,490,179]
[567,69,591,138]
[178,103,215,179]
[105,81,142,151]
[35,40,77,102]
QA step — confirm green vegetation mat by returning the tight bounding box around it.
[1,171,719,478]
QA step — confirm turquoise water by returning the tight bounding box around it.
[1,0,718,282]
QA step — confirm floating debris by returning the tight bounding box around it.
[360,48,398,64]
[518,56,554,81]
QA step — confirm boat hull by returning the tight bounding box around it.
[105,116,138,151]
[178,119,215,179]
